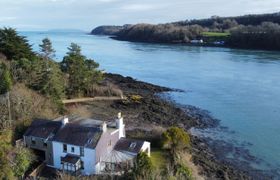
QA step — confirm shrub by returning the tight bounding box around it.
[13,147,35,178]
[161,127,191,152]
[130,95,142,103]
[133,152,153,179]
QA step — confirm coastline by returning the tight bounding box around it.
[91,33,280,52]
[66,73,276,179]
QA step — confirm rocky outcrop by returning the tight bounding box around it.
[91,25,126,35]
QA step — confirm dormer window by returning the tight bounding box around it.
[87,139,93,145]
[129,142,137,149]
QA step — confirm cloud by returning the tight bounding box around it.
[0,17,17,22]
[121,4,159,11]
[0,0,279,30]
[97,0,120,2]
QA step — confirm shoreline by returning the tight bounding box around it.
[90,33,280,52]
[67,73,277,179]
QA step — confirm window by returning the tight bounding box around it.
[129,142,137,149]
[63,144,67,152]
[44,142,47,147]
[80,161,84,170]
[80,147,84,156]
[31,137,36,145]
[71,147,75,153]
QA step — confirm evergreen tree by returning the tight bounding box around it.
[28,58,64,100]
[0,28,34,60]
[61,43,102,97]
[39,38,55,60]
[0,63,12,95]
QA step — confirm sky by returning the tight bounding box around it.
[0,0,279,31]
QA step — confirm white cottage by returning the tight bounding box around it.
[23,113,150,175]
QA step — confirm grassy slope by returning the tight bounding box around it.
[150,149,168,170]
[202,32,230,37]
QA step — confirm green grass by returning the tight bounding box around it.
[202,32,230,37]
[150,149,167,170]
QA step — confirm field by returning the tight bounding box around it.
[202,32,230,37]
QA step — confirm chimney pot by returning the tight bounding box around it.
[101,122,107,132]
[62,116,69,125]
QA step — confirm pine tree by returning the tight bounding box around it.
[39,38,55,60]
[61,43,102,97]
[0,28,34,60]
[0,63,12,95]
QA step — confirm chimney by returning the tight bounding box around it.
[101,122,107,132]
[62,116,69,126]
[116,112,125,138]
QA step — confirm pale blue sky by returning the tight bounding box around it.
[0,0,279,31]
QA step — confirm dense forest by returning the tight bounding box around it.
[91,12,280,50]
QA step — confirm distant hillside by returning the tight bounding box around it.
[91,12,280,50]
[91,25,128,35]
[177,12,280,27]
[114,23,204,43]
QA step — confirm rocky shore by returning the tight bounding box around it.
[66,73,276,179]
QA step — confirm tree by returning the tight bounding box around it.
[0,28,34,60]
[39,38,55,60]
[0,62,12,94]
[33,60,65,99]
[61,43,102,97]
[161,127,192,178]
[133,152,153,179]
[13,147,34,178]
[161,127,191,153]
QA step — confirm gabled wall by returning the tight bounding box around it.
[95,129,120,171]
[52,141,96,175]
[24,136,54,165]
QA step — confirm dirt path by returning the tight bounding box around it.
[62,96,125,104]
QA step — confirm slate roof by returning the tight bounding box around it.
[24,119,63,139]
[52,123,102,149]
[114,138,145,154]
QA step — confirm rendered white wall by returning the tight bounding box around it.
[82,148,95,175]
[141,141,151,157]
[52,141,96,175]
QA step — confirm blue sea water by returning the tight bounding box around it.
[20,31,280,173]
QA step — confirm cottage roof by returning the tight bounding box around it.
[102,150,135,163]
[114,138,145,154]
[52,123,102,149]
[24,119,63,139]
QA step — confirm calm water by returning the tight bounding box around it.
[21,31,280,172]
